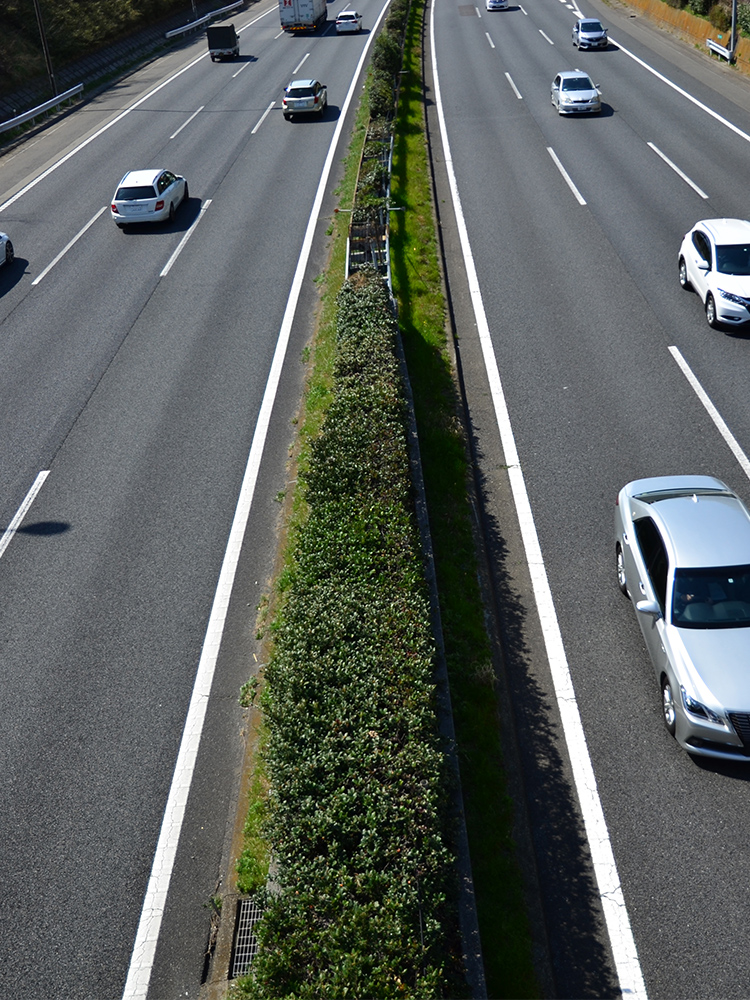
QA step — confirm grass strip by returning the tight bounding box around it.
[389,2,540,997]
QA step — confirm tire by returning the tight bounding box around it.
[168,202,175,223]
[661,676,676,737]
[284,113,292,121]
[4,240,13,264]
[706,293,721,329]
[616,544,628,596]
[678,256,692,291]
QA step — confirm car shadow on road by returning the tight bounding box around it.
[115,197,202,235]
[0,257,28,294]
[285,105,340,123]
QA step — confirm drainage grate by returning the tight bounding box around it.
[230,897,263,979]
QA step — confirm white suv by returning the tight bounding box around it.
[679,219,750,329]
[111,169,188,228]
[335,10,362,31]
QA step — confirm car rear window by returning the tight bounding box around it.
[338,13,356,18]
[288,87,314,97]
[116,186,156,200]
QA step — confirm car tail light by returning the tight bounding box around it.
[314,95,319,104]
[111,204,119,214]
[155,199,164,211]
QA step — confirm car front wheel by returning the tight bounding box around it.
[4,240,13,265]
[616,544,628,596]
[678,257,692,291]
[661,676,676,737]
[706,293,720,329]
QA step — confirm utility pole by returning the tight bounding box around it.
[32,0,58,96]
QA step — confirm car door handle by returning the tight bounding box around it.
[639,582,646,595]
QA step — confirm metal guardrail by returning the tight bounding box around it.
[707,37,733,61]
[0,84,83,136]
[165,0,245,38]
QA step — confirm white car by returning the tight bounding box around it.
[335,9,362,31]
[110,169,188,228]
[0,232,13,266]
[282,79,328,119]
[679,218,750,329]
[486,0,508,9]
[550,70,601,114]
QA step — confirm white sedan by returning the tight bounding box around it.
[110,169,188,228]
[335,9,362,31]
[1,232,14,266]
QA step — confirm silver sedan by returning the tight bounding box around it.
[615,475,750,760]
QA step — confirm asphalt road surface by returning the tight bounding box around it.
[0,3,387,997]
[428,0,750,996]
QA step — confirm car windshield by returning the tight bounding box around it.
[562,77,594,91]
[288,86,314,98]
[116,186,156,200]
[672,565,750,628]
[715,243,750,275]
[581,20,603,30]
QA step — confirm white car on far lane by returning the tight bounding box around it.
[110,169,188,229]
[335,9,362,31]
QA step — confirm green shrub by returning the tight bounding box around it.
[739,1,750,32]
[372,31,403,78]
[368,75,395,120]
[708,1,731,27]
[687,0,710,14]
[234,270,459,999]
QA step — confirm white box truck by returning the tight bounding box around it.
[279,0,327,32]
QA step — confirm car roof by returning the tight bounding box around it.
[118,169,164,187]
[557,69,593,80]
[337,10,359,14]
[624,476,750,568]
[288,79,317,88]
[694,219,750,243]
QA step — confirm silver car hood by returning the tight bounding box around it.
[670,624,750,710]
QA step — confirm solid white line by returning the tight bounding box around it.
[505,72,522,99]
[486,31,495,48]
[539,28,554,43]
[169,105,204,140]
[669,346,750,479]
[252,101,276,134]
[159,198,212,277]
[293,52,310,74]
[0,471,49,560]
[613,37,750,145]
[647,142,709,199]
[120,1,393,995]
[547,147,587,205]
[32,206,107,286]
[430,2,647,997]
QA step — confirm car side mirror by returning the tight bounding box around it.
[698,260,710,271]
[636,599,662,619]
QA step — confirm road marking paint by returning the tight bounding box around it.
[159,198,212,277]
[547,146,587,205]
[669,347,750,479]
[647,143,708,199]
[613,37,750,146]
[121,1,393,995]
[232,62,249,78]
[293,52,310,74]
[169,105,204,140]
[0,472,49,560]
[274,28,285,37]
[430,3,647,997]
[252,101,276,134]
[0,7,276,216]
[539,28,554,43]
[505,72,522,99]
[475,5,482,15]
[486,31,495,47]
[32,206,107,286]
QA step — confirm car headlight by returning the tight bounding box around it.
[718,288,750,308]
[680,686,726,726]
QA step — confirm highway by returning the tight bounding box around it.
[428,0,750,996]
[0,3,386,997]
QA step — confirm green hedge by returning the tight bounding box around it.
[234,270,458,998]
